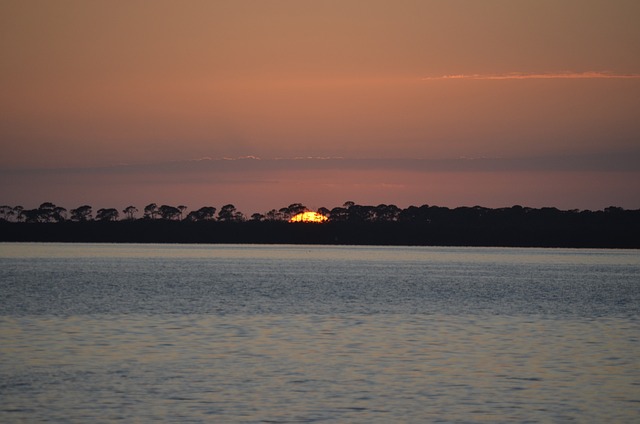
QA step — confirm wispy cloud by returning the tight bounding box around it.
[5,152,637,178]
[422,71,640,81]
[221,155,262,161]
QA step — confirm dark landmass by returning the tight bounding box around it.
[1,206,639,248]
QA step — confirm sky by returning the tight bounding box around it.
[1,0,639,215]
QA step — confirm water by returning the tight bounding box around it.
[1,243,639,422]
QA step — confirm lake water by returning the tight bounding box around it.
[1,243,639,423]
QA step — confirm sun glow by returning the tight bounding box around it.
[289,211,328,223]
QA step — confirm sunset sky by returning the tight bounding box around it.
[1,0,639,215]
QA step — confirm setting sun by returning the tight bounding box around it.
[289,211,328,223]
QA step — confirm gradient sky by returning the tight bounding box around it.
[1,0,639,214]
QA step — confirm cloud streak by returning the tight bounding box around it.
[422,71,640,81]
[3,151,638,179]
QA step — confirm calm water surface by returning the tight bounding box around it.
[1,243,639,423]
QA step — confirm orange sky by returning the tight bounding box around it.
[1,0,639,214]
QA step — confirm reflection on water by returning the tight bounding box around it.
[2,315,639,423]
[2,242,639,265]
[0,243,639,422]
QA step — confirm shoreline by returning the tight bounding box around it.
[2,219,639,249]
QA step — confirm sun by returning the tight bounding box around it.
[289,211,328,223]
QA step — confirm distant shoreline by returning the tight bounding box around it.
[2,217,639,249]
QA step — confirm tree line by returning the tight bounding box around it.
[1,201,639,247]
[0,202,242,223]
[0,201,637,224]
[0,202,323,223]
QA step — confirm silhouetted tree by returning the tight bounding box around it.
[38,202,56,222]
[53,206,67,222]
[185,206,217,221]
[398,205,431,224]
[265,209,282,221]
[159,205,181,220]
[200,207,217,220]
[605,206,624,214]
[0,205,13,221]
[288,203,307,216]
[96,208,119,221]
[218,204,244,221]
[329,206,348,222]
[278,207,291,221]
[70,205,93,221]
[398,205,419,222]
[177,205,187,220]
[371,204,396,222]
[276,203,307,221]
[123,205,138,220]
[12,206,24,222]
[317,207,330,218]
[28,202,67,222]
[70,206,86,221]
[347,204,374,222]
[251,213,265,221]
[22,209,43,223]
[144,203,158,219]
